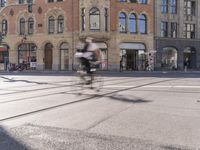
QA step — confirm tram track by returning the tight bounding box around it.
[0,78,179,123]
[0,77,152,104]
[0,76,148,97]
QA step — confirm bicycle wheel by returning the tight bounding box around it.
[71,71,85,95]
[91,73,103,92]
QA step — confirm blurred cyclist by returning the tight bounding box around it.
[75,37,100,74]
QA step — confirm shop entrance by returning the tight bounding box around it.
[119,43,146,71]
[125,50,138,70]
[0,45,9,70]
[44,43,53,70]
[183,47,196,69]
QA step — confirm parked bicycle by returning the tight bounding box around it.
[8,63,28,72]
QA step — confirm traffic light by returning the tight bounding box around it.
[28,2,33,13]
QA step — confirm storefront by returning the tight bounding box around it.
[161,47,178,70]
[119,43,146,71]
[183,47,196,69]
[0,45,9,71]
[60,42,69,70]
[18,43,37,70]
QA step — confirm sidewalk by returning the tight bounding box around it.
[0,70,200,76]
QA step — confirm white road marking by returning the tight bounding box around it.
[104,85,200,88]
[144,85,200,88]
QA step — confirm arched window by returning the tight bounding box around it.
[19,0,25,4]
[60,42,69,70]
[48,16,55,34]
[89,7,100,31]
[2,19,7,36]
[129,13,137,33]
[139,0,147,4]
[0,0,6,7]
[119,12,127,33]
[28,17,34,35]
[19,18,25,35]
[81,8,86,31]
[183,47,196,68]
[57,15,64,33]
[162,47,178,69]
[140,14,147,34]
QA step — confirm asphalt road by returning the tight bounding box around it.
[0,71,200,150]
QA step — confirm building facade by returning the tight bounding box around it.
[0,0,79,71]
[155,0,200,70]
[110,0,154,71]
[0,0,154,71]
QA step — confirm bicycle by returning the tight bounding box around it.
[72,61,103,94]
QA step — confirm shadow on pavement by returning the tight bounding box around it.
[108,94,152,104]
[0,126,28,150]
[0,76,48,85]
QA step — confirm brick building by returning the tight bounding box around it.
[0,0,154,71]
[0,0,79,71]
[110,0,154,71]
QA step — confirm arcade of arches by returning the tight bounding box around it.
[161,46,197,70]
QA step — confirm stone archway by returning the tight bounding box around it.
[161,47,178,70]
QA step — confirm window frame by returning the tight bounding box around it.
[48,16,55,34]
[57,15,64,34]
[129,13,137,34]
[28,17,34,35]
[89,7,100,31]
[19,18,26,35]
[119,12,127,33]
[139,14,147,34]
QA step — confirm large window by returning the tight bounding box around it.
[0,0,6,7]
[19,18,25,35]
[104,8,108,32]
[183,23,195,39]
[160,21,168,37]
[28,17,34,35]
[60,43,69,70]
[18,43,37,69]
[81,8,86,31]
[171,22,177,38]
[139,0,147,4]
[48,16,55,34]
[129,13,137,33]
[170,0,177,14]
[89,7,100,31]
[2,19,7,36]
[130,0,137,2]
[162,47,178,69]
[119,12,127,33]
[19,0,25,4]
[161,0,168,13]
[139,14,147,34]
[184,0,195,16]
[57,15,64,33]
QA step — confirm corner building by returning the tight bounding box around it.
[155,0,200,70]
[0,0,154,71]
